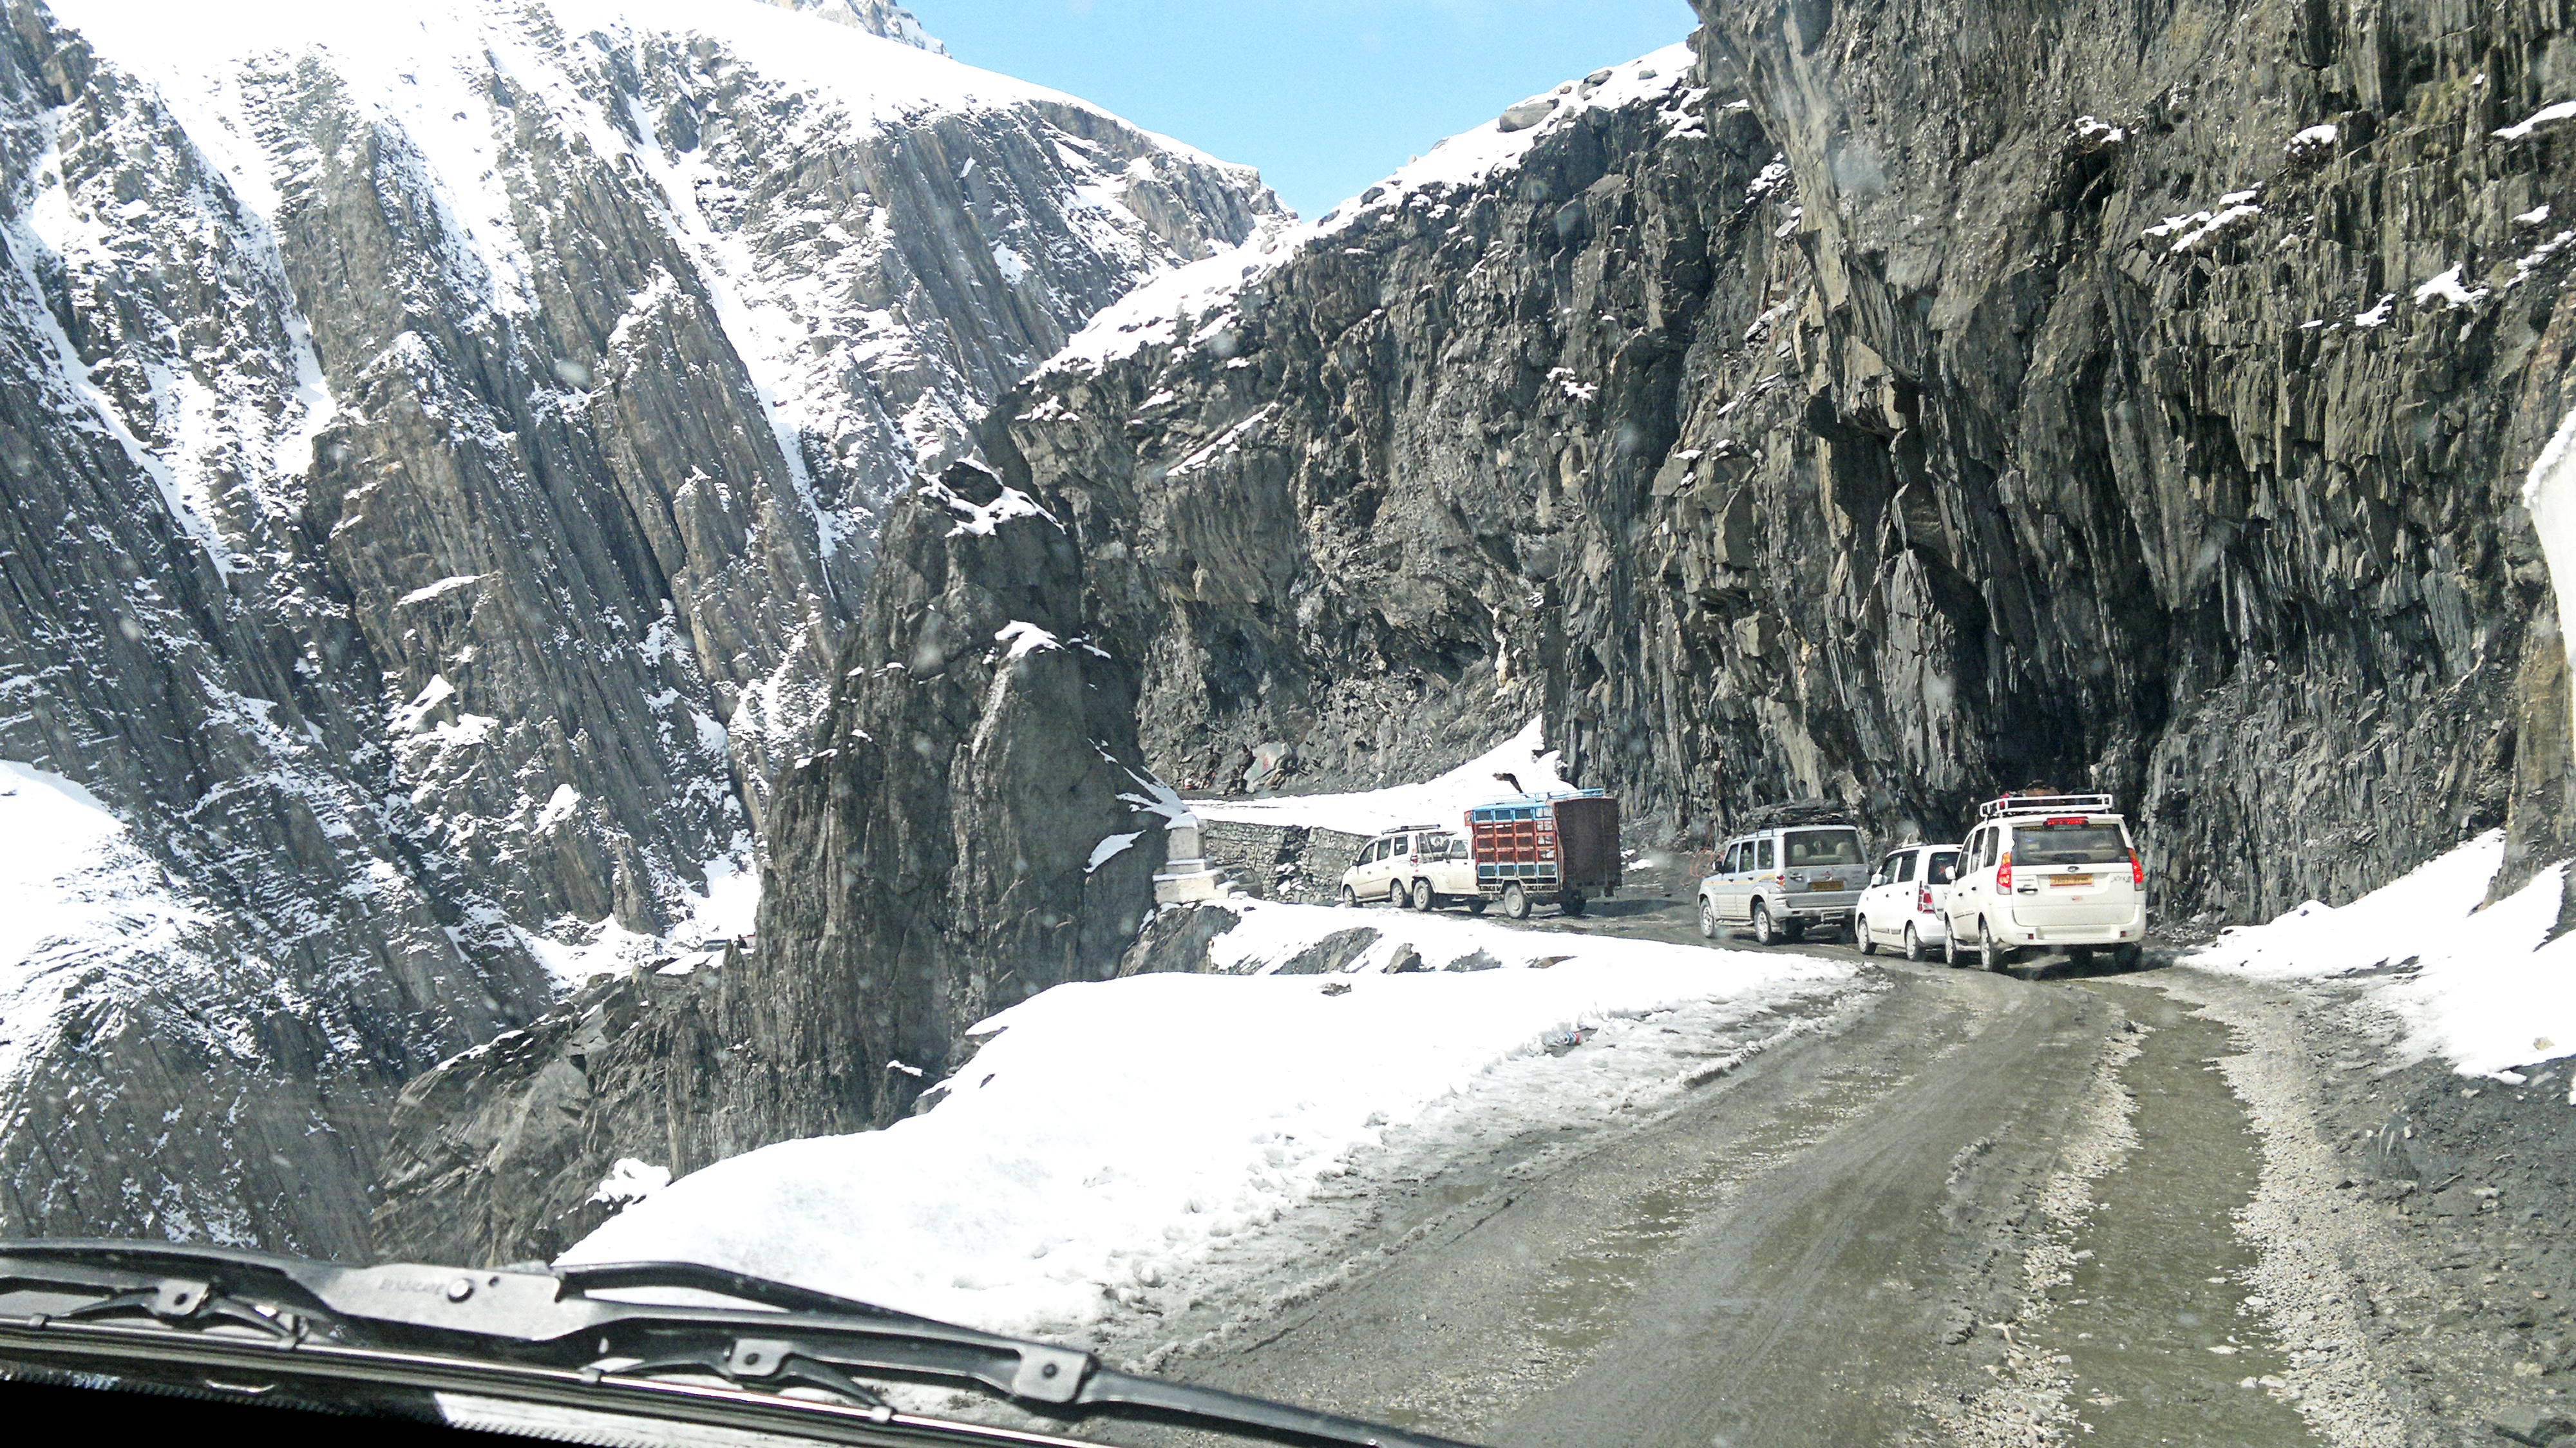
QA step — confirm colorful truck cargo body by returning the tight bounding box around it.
[1466,791,1621,918]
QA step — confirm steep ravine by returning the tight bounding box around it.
[0,0,1273,1251]
[377,0,2576,1265]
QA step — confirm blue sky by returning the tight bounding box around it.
[907,1,1700,219]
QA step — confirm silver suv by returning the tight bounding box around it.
[1697,823,1867,946]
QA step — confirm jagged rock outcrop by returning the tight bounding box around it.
[375,456,1177,1265]
[0,0,1273,1250]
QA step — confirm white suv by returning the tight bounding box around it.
[1941,795,2146,971]
[1854,844,1960,961]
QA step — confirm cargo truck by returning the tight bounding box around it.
[1336,790,1623,919]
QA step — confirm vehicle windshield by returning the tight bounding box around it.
[1783,829,1864,866]
[2012,822,2131,865]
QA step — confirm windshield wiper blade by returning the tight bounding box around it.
[0,1239,1484,1448]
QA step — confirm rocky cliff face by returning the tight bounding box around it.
[927,2,2576,924]
[377,0,2576,1264]
[0,0,1273,1251]
[377,456,1180,1264]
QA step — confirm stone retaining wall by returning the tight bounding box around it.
[1199,819,1374,902]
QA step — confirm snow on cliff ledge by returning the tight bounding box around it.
[1188,716,1575,836]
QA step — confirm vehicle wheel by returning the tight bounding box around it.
[1856,915,1877,955]
[1340,885,1358,909]
[1904,924,1926,962]
[1411,878,1435,911]
[1943,927,1962,968]
[1502,883,1530,920]
[1751,900,1778,946]
[2067,946,2096,972]
[1562,892,1587,917]
[1782,918,1807,943]
[2114,942,2144,971]
[1386,881,1405,907]
[1980,922,2014,974]
[1466,898,1490,916]
[1698,899,1719,939]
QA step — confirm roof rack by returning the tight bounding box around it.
[1976,792,2116,821]
[1732,799,1854,831]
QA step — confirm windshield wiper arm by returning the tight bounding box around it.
[0,1239,1483,1448]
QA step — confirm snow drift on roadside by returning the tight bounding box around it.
[1188,716,1573,835]
[561,922,1853,1335]
[2187,830,2575,1078]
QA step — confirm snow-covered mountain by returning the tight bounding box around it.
[774,0,948,53]
[0,0,1278,1248]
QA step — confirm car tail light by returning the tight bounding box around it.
[1996,850,2012,890]
[2044,815,2087,825]
[1917,885,1932,913]
[2130,850,2145,887]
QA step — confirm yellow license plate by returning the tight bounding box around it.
[2050,873,2092,888]
[1808,879,1843,892]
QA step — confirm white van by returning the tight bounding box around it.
[1941,795,2145,971]
[1854,844,1960,961]
[1338,826,1479,911]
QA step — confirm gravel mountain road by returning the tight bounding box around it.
[1110,874,2391,1448]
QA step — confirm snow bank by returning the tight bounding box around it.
[1188,716,1572,835]
[1197,896,1677,976]
[2187,832,2575,1078]
[562,920,1853,1335]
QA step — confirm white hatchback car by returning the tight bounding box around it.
[1853,844,1960,961]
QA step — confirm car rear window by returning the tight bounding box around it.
[1924,850,1960,884]
[1783,829,1862,866]
[2012,823,2129,865]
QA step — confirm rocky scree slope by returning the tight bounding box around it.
[377,0,2576,1264]
[0,0,1272,1252]
[930,1,2576,927]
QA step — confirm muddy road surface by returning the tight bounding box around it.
[1104,873,2557,1447]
